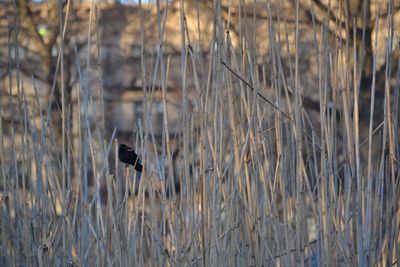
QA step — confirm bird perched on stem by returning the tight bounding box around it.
[118,144,143,172]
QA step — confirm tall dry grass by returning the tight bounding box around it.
[1,0,399,266]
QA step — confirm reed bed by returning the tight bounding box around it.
[1,0,399,266]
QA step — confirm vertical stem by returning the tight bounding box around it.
[353,17,363,267]
[58,1,67,265]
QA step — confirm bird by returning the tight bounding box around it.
[118,144,143,172]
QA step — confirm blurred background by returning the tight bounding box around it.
[2,0,399,174]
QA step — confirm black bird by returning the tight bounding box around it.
[118,144,143,172]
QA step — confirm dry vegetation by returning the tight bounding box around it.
[1,0,400,266]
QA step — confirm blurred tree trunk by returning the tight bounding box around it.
[17,0,60,81]
[16,0,73,126]
[345,0,374,89]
